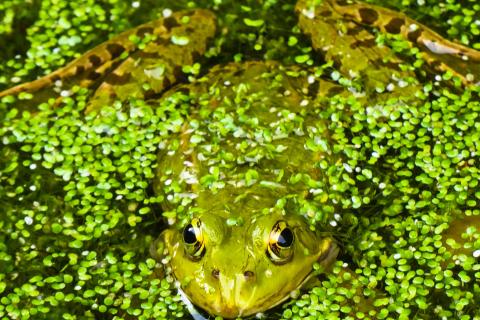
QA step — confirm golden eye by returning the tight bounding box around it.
[182,218,205,260]
[267,220,294,264]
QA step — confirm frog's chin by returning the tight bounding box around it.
[175,272,306,319]
[205,270,315,319]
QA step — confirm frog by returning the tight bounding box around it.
[0,0,479,319]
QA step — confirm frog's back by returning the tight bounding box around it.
[155,61,345,219]
[153,61,340,318]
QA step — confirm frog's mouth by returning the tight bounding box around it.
[192,241,340,319]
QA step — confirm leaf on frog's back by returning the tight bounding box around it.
[0,9,217,114]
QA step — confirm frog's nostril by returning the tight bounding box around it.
[243,270,254,280]
[212,269,220,279]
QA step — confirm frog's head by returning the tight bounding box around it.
[158,207,338,318]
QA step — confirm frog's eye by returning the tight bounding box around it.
[267,221,294,264]
[182,218,205,260]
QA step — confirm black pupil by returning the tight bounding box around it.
[183,224,197,244]
[277,228,293,247]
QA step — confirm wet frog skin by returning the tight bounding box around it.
[151,61,343,318]
[1,0,479,319]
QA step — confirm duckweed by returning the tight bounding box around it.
[1,0,480,320]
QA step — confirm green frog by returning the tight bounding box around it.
[1,0,479,319]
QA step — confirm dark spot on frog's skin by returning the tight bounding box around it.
[346,25,363,36]
[212,269,220,279]
[74,65,85,76]
[106,43,126,59]
[177,87,191,96]
[244,271,255,280]
[163,17,180,31]
[162,77,172,88]
[407,28,422,43]
[184,11,197,17]
[190,50,202,63]
[380,60,402,71]
[88,54,102,67]
[370,58,393,70]
[51,75,61,82]
[87,70,102,81]
[173,65,187,82]
[319,9,332,17]
[233,69,246,77]
[335,0,350,5]
[327,86,345,97]
[307,80,320,98]
[457,51,467,60]
[384,18,405,34]
[330,55,343,67]
[136,26,154,37]
[105,72,130,85]
[351,38,376,49]
[185,27,195,34]
[342,12,357,22]
[358,8,379,25]
[155,37,170,46]
[430,59,442,68]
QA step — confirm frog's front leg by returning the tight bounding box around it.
[0,10,216,114]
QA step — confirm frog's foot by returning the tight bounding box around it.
[297,0,480,87]
[0,9,216,114]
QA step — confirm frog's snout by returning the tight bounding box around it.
[208,269,258,318]
[211,268,255,281]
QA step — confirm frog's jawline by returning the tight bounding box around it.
[169,257,319,319]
